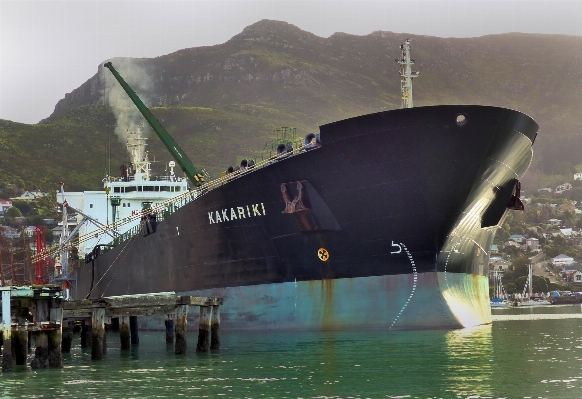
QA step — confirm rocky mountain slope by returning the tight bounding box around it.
[3,20,582,193]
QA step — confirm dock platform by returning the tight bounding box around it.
[0,286,223,371]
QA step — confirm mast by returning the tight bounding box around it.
[529,263,533,298]
[396,39,420,108]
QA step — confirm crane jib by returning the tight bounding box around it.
[103,62,204,187]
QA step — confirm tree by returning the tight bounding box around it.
[533,275,550,293]
[5,206,22,218]
[511,257,530,279]
[504,282,517,294]
[12,200,31,215]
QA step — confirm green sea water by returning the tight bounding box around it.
[1,305,582,399]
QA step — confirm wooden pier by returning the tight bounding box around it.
[0,286,223,371]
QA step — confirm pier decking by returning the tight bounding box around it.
[0,285,222,371]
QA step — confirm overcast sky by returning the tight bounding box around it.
[1,0,581,124]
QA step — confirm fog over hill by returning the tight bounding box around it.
[2,20,582,193]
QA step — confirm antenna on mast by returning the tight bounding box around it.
[396,39,420,108]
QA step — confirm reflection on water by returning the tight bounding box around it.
[1,306,581,398]
[444,325,493,398]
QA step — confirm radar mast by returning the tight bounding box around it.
[396,39,420,108]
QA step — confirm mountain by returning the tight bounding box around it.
[2,19,582,194]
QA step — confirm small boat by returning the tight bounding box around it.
[490,298,510,308]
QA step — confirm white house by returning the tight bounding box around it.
[10,191,48,201]
[0,200,12,215]
[552,254,575,266]
[548,218,562,227]
[556,183,573,194]
[560,228,573,237]
[574,173,582,181]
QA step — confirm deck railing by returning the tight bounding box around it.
[33,142,319,263]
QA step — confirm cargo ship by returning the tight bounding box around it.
[68,41,538,330]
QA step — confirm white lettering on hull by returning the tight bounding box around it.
[208,203,266,224]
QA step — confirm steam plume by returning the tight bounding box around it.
[99,58,153,143]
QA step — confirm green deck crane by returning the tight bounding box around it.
[103,62,205,186]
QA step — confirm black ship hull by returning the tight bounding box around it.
[77,105,538,330]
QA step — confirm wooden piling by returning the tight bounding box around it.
[48,306,63,367]
[165,313,174,344]
[119,316,131,350]
[81,320,91,347]
[210,305,220,350]
[62,322,73,353]
[174,305,188,354]
[13,330,28,366]
[1,289,13,372]
[91,307,105,360]
[130,316,139,345]
[30,332,49,369]
[196,306,213,352]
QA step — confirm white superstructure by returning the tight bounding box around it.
[57,126,189,255]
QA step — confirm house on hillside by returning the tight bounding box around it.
[509,234,524,243]
[538,188,553,193]
[0,200,12,216]
[489,257,510,273]
[564,270,582,284]
[556,183,572,194]
[10,191,48,201]
[548,218,562,227]
[575,173,582,181]
[1,226,21,239]
[524,237,541,252]
[560,228,573,238]
[552,254,575,266]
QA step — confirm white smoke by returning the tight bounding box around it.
[99,58,154,143]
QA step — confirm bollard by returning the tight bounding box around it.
[165,314,174,344]
[130,316,139,345]
[1,290,13,372]
[119,316,131,350]
[174,305,188,354]
[196,306,213,352]
[30,332,49,369]
[210,305,220,350]
[91,307,105,360]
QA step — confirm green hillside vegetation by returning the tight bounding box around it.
[3,20,582,193]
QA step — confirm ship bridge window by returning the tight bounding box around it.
[89,204,93,209]
[161,186,171,192]
[155,186,160,192]
[143,186,154,192]
[175,186,181,192]
[138,186,143,192]
[128,203,131,207]
[113,187,121,193]
[123,203,126,207]
[126,186,136,193]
